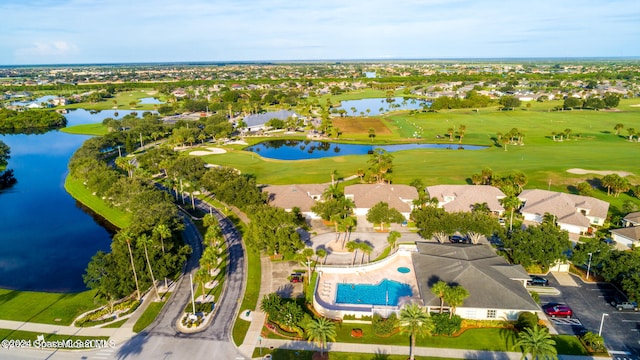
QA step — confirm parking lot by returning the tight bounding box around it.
[537,272,640,359]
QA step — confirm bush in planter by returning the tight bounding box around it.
[431,313,462,336]
[581,331,605,352]
[372,313,398,337]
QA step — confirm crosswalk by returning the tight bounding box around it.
[549,317,582,326]
[92,348,116,359]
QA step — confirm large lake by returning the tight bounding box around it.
[0,109,147,292]
[336,97,431,116]
[246,140,486,160]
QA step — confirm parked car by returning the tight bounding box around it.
[544,304,573,318]
[527,275,549,286]
[289,273,303,283]
[450,235,467,243]
[611,300,639,311]
[498,218,506,227]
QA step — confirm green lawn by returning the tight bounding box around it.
[64,175,131,229]
[61,123,109,136]
[232,247,261,346]
[200,100,640,214]
[0,289,100,325]
[133,299,167,333]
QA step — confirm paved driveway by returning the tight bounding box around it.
[540,273,640,359]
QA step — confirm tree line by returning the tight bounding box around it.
[0,108,67,132]
[0,140,17,190]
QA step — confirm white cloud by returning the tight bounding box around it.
[15,40,79,62]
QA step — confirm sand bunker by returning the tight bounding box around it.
[190,147,227,156]
[567,168,634,177]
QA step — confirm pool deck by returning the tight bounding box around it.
[316,249,421,314]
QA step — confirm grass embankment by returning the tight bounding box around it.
[232,247,261,346]
[133,299,168,333]
[0,289,100,325]
[60,123,109,136]
[64,175,131,229]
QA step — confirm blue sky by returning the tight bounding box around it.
[1,0,638,65]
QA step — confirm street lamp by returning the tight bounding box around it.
[586,252,593,280]
[598,313,608,336]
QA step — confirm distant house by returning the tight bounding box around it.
[172,88,188,98]
[622,212,640,228]
[610,212,640,249]
[262,184,327,219]
[242,110,300,132]
[518,189,609,235]
[344,184,417,219]
[610,227,640,249]
[425,185,506,216]
[412,243,538,320]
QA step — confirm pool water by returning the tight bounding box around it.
[397,267,411,273]
[336,279,412,306]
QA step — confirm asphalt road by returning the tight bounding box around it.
[540,274,640,359]
[112,199,248,359]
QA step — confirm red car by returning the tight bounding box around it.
[544,304,573,318]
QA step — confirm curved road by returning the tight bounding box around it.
[113,198,248,359]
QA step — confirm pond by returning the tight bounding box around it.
[63,108,154,124]
[0,112,125,292]
[335,97,431,116]
[139,97,164,104]
[245,140,486,160]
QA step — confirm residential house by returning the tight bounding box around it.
[263,184,327,219]
[242,110,300,132]
[610,227,640,249]
[622,212,640,227]
[344,184,417,219]
[610,212,640,249]
[412,243,538,320]
[425,185,506,216]
[518,189,609,235]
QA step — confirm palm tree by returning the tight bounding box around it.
[300,248,315,285]
[387,230,401,253]
[447,127,455,141]
[330,169,338,186]
[194,267,210,301]
[153,223,171,254]
[138,234,160,300]
[614,123,624,135]
[119,230,141,300]
[305,317,337,357]
[431,281,449,313]
[200,246,219,275]
[627,127,636,141]
[513,325,558,360]
[443,285,469,319]
[359,242,373,264]
[315,248,327,265]
[458,124,466,143]
[500,195,522,231]
[399,303,433,360]
[345,241,359,265]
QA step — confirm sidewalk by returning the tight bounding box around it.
[238,255,272,358]
[259,339,610,360]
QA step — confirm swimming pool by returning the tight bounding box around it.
[336,279,412,306]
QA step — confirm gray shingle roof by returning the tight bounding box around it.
[518,189,609,227]
[412,243,538,311]
[263,184,327,212]
[425,185,506,214]
[610,226,640,241]
[344,184,417,213]
[243,110,299,128]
